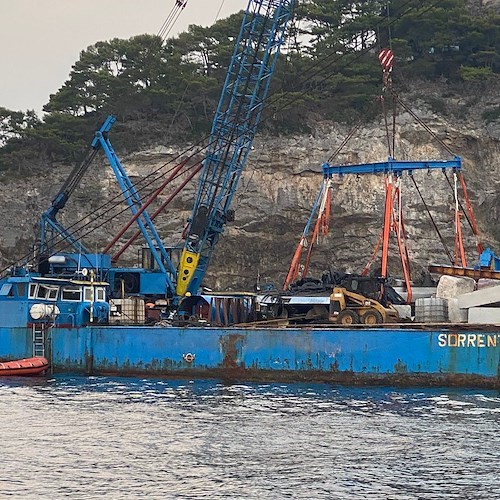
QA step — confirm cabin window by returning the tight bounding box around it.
[36,285,59,301]
[0,284,13,297]
[15,283,27,297]
[29,283,38,299]
[83,287,106,302]
[62,286,82,302]
[96,287,106,302]
[84,287,93,302]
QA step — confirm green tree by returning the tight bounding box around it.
[390,0,499,78]
[172,12,245,78]
[0,108,39,146]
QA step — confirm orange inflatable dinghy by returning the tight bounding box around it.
[0,357,49,376]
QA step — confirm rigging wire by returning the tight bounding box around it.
[117,0,428,205]
[214,0,226,23]
[112,0,429,218]
[409,175,454,264]
[4,0,428,274]
[9,0,431,264]
[162,1,188,42]
[393,92,481,240]
[158,1,188,43]
[0,0,437,276]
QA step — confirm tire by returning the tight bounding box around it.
[361,309,383,325]
[337,309,360,325]
[277,305,289,319]
[305,305,329,321]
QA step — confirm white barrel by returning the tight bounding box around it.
[414,297,448,323]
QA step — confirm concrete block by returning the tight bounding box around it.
[447,298,468,323]
[436,275,475,299]
[393,305,412,320]
[468,307,500,325]
[477,278,500,290]
[457,285,500,309]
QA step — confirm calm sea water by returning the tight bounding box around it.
[0,376,498,500]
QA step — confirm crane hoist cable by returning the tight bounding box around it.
[162,2,188,41]
[380,47,412,301]
[214,0,226,23]
[394,92,483,253]
[0,0,432,276]
[60,0,425,248]
[158,1,188,42]
[409,174,454,264]
[327,96,382,164]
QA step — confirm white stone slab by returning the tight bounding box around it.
[447,298,468,323]
[468,307,500,324]
[457,285,500,309]
[393,305,412,320]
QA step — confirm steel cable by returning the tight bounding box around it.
[0,0,436,276]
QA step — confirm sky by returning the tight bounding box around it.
[0,0,248,115]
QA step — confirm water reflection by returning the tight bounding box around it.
[0,376,498,499]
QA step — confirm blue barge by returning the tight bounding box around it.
[38,326,500,388]
[1,322,499,388]
[0,273,498,388]
[1,0,498,389]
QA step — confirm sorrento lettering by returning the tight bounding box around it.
[438,333,500,348]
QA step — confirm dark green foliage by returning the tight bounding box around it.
[0,0,498,170]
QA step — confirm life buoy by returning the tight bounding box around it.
[183,353,195,363]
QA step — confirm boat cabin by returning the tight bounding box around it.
[0,274,110,328]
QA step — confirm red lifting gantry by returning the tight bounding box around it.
[283,50,484,303]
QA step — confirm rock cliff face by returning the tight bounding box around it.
[1,87,499,291]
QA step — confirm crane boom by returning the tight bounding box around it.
[40,128,104,255]
[176,0,295,296]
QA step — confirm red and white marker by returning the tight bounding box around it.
[378,48,394,72]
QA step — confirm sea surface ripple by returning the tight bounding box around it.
[0,376,498,499]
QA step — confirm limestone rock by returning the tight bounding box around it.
[1,86,499,292]
[436,276,476,299]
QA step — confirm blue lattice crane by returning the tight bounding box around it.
[176,0,295,297]
[38,120,111,274]
[38,116,177,294]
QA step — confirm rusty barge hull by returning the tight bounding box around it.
[1,325,499,388]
